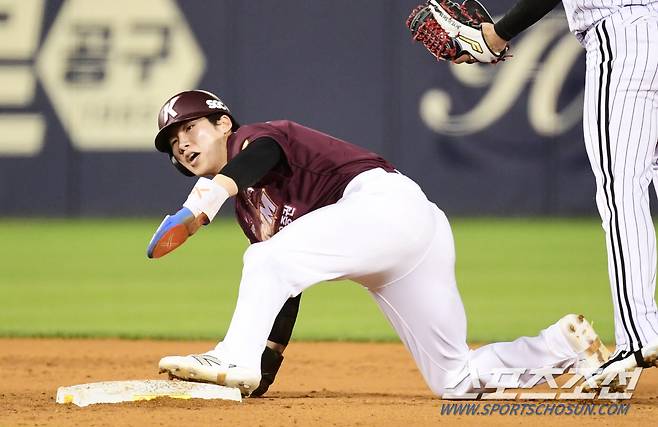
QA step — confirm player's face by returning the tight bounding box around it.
[169,116,232,176]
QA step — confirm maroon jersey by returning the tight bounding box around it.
[226,120,395,243]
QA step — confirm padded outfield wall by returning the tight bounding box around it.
[0,0,600,216]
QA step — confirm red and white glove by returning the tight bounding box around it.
[407,0,508,63]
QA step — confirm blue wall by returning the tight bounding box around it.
[0,0,599,216]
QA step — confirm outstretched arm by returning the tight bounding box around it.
[218,137,284,191]
[455,0,562,63]
[147,138,284,258]
[204,136,286,202]
[494,0,562,41]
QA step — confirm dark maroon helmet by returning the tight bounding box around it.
[154,89,239,153]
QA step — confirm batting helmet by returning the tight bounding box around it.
[154,90,239,176]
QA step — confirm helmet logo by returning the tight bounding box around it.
[161,95,181,122]
[206,99,228,110]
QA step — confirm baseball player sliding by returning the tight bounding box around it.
[407,0,658,388]
[147,89,610,397]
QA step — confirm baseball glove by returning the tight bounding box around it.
[406,0,508,63]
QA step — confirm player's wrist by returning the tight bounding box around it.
[482,23,508,54]
[183,177,230,222]
[212,174,239,196]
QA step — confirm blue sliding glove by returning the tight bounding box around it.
[147,207,209,259]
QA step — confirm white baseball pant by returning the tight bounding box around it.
[216,168,580,395]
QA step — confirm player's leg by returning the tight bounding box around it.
[368,206,604,396]
[250,294,301,397]
[581,14,658,361]
[215,169,441,370]
[458,315,610,395]
[367,205,469,394]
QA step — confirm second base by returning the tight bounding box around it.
[56,380,242,407]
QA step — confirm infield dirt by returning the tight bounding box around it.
[1,339,656,426]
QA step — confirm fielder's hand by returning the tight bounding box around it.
[147,208,209,259]
[407,0,508,64]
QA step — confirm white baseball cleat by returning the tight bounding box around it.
[158,353,261,397]
[559,314,611,372]
[583,339,658,392]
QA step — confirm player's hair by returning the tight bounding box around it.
[207,113,240,132]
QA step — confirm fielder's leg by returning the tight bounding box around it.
[581,13,658,358]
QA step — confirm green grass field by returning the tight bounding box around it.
[0,218,631,343]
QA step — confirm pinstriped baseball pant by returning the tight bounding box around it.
[582,4,658,354]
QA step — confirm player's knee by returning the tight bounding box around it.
[427,361,472,398]
[241,242,298,296]
[243,243,271,267]
[242,242,285,276]
[429,383,446,397]
[423,376,456,397]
